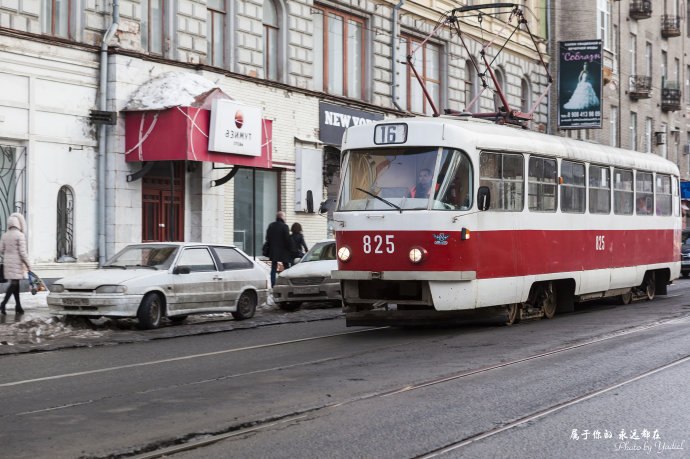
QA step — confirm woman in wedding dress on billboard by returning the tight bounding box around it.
[563,62,600,110]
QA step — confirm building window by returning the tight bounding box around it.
[400,35,441,115]
[465,60,479,111]
[493,67,505,112]
[520,78,531,113]
[612,24,618,74]
[57,185,75,262]
[629,33,636,76]
[41,0,70,38]
[597,0,611,50]
[610,106,617,147]
[661,50,667,87]
[207,0,225,67]
[645,118,653,153]
[645,42,652,77]
[142,0,164,55]
[313,6,365,99]
[263,0,280,80]
[661,122,668,158]
[630,111,637,151]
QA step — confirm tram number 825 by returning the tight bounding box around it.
[363,235,395,254]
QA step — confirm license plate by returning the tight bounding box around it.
[63,298,90,306]
[293,286,319,295]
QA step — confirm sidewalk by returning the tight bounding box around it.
[0,292,343,355]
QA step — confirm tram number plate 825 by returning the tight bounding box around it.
[374,123,407,145]
[362,235,395,254]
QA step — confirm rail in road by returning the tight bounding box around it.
[120,314,690,459]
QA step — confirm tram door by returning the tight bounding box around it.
[142,162,185,242]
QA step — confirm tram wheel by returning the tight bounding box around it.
[504,303,520,326]
[643,273,656,301]
[619,291,633,305]
[538,282,557,319]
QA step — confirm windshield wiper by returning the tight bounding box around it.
[356,187,402,213]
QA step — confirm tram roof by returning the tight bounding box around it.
[342,116,679,176]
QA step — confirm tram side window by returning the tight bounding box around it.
[613,168,633,215]
[561,161,585,213]
[655,174,672,216]
[589,165,611,214]
[479,152,524,211]
[635,172,653,216]
[672,176,680,217]
[528,156,557,212]
[433,148,473,210]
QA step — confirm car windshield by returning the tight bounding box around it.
[301,242,336,262]
[337,147,473,211]
[104,244,179,270]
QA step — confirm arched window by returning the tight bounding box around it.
[263,0,280,81]
[57,185,75,262]
[493,67,505,112]
[464,60,479,111]
[521,77,531,113]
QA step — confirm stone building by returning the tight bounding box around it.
[0,0,549,279]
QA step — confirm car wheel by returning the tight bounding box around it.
[137,293,163,329]
[278,301,302,311]
[169,315,188,324]
[232,291,257,320]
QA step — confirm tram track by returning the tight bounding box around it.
[118,313,690,459]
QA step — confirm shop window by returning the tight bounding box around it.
[56,185,75,262]
[234,169,278,257]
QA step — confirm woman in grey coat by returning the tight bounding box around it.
[0,213,31,314]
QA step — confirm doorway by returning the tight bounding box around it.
[142,162,185,242]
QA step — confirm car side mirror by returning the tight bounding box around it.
[173,266,191,275]
[477,186,491,211]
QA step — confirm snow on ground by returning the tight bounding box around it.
[0,291,341,353]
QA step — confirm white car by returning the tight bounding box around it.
[47,243,270,329]
[272,239,341,311]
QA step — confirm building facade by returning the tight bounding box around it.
[0,0,548,279]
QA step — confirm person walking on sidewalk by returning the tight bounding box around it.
[265,211,294,287]
[0,213,31,315]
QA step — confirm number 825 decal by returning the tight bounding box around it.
[362,235,394,254]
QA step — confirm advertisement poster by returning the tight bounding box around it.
[558,40,602,129]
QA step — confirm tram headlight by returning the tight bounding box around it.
[408,246,427,264]
[337,245,352,263]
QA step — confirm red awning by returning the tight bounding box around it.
[124,106,272,168]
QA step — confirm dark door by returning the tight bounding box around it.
[142,162,185,242]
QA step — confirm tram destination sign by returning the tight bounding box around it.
[558,40,602,129]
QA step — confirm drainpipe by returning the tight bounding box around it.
[98,1,119,266]
[546,0,551,135]
[392,0,405,110]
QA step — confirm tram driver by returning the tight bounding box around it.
[410,168,435,198]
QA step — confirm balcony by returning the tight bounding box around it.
[629,0,652,20]
[629,75,652,99]
[661,81,681,111]
[661,15,681,37]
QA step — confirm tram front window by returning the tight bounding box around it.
[337,147,473,211]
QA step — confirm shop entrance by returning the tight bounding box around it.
[142,162,185,242]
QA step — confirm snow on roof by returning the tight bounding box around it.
[123,72,219,111]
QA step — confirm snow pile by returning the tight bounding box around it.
[124,72,218,111]
[1,315,106,346]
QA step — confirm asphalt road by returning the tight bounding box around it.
[1,282,689,458]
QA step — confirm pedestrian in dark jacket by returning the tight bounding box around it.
[290,222,308,259]
[0,213,31,314]
[265,211,294,286]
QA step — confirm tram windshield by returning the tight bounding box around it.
[337,147,473,211]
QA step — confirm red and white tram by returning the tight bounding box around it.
[332,116,682,325]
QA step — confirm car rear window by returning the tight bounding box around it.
[213,247,253,270]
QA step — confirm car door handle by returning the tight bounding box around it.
[213,276,223,281]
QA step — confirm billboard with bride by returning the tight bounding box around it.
[558,40,602,129]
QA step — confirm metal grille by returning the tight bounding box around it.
[57,185,75,261]
[0,145,27,233]
[291,277,325,285]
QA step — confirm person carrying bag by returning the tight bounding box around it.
[0,213,31,315]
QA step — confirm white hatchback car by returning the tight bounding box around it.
[47,243,270,329]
